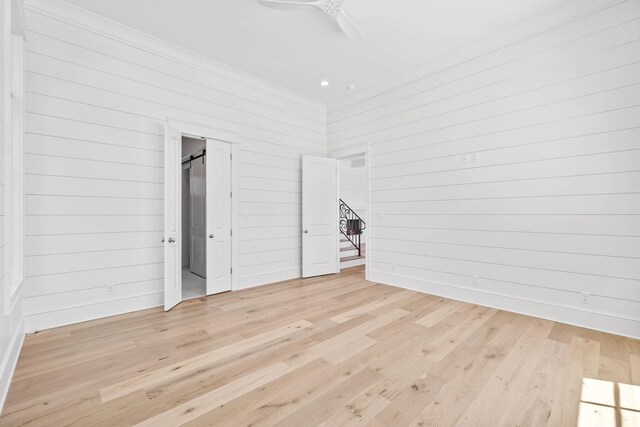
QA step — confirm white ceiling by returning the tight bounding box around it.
[63,0,567,107]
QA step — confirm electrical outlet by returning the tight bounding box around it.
[461,154,469,165]
[472,275,480,286]
[107,285,114,295]
[580,292,590,304]
[470,153,478,164]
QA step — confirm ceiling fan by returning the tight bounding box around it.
[258,0,364,41]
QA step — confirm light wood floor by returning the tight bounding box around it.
[2,266,639,426]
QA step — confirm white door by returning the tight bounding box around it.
[164,122,182,310]
[189,156,206,278]
[206,139,232,295]
[302,155,339,278]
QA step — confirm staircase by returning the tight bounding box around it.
[339,199,366,268]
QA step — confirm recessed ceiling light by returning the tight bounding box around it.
[320,80,329,87]
[347,84,356,91]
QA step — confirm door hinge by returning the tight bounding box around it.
[230,267,233,274]
[230,153,232,160]
[230,191,233,198]
[230,229,233,236]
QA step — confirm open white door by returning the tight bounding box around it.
[189,156,206,278]
[164,122,182,310]
[302,155,339,278]
[206,139,232,294]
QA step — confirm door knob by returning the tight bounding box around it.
[209,234,214,238]
[161,238,165,243]
[168,237,175,243]
[303,230,309,234]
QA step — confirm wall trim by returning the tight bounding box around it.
[238,267,301,291]
[369,271,640,340]
[25,292,163,333]
[0,315,24,415]
[23,267,304,332]
[4,32,25,316]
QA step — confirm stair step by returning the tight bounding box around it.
[340,255,365,262]
[340,241,366,247]
[341,242,365,250]
[340,243,366,261]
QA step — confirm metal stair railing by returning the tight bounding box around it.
[339,198,366,257]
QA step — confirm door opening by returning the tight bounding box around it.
[338,154,368,271]
[300,147,370,280]
[164,120,237,311]
[181,136,207,300]
[331,144,370,280]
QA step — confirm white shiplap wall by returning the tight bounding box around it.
[328,0,640,338]
[22,0,327,331]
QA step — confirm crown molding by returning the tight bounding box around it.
[23,0,327,115]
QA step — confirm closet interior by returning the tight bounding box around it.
[181,136,207,300]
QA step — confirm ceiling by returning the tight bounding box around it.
[63,0,567,107]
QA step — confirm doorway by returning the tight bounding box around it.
[338,154,368,270]
[301,145,370,280]
[332,144,370,278]
[164,120,238,311]
[181,136,207,300]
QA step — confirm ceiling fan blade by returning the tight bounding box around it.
[258,0,325,11]
[335,9,363,41]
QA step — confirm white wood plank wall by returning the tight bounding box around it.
[22,0,327,331]
[327,0,640,338]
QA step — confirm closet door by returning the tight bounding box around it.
[189,156,207,278]
[163,122,182,310]
[206,139,232,295]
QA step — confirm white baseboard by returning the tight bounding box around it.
[238,267,301,290]
[25,268,304,332]
[25,292,163,333]
[369,271,640,340]
[0,316,25,415]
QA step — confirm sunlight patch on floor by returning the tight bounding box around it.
[578,378,640,427]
